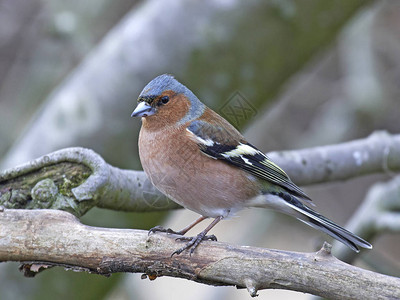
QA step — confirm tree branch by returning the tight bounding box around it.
[268,131,400,185]
[0,209,398,299]
[0,148,179,217]
[334,174,400,263]
[1,131,399,217]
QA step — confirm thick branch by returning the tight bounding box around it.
[0,209,398,299]
[0,132,399,216]
[268,131,400,185]
[0,148,179,216]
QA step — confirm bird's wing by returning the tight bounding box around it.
[186,120,310,200]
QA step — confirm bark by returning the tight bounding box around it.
[1,209,399,299]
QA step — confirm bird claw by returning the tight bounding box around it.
[171,233,217,257]
[148,225,183,236]
[175,234,217,242]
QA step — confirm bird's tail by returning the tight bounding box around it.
[287,199,372,252]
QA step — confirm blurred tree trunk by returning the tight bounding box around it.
[0,0,372,170]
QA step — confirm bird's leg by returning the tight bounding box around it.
[148,216,207,236]
[172,216,223,256]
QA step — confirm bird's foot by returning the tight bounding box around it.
[148,225,184,236]
[172,232,217,256]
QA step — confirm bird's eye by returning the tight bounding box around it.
[160,96,170,105]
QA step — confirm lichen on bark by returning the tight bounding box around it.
[0,162,92,216]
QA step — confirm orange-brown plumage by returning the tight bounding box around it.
[139,98,260,217]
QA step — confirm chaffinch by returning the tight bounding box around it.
[131,74,372,255]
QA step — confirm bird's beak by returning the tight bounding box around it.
[131,101,155,117]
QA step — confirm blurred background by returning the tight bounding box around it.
[0,0,399,299]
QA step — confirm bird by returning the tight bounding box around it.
[131,74,372,256]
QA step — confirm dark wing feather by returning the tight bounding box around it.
[186,120,310,200]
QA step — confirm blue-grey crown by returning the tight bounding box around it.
[139,74,205,124]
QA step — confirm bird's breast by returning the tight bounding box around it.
[138,126,261,217]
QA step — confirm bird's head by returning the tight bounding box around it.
[131,74,205,128]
